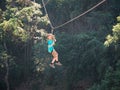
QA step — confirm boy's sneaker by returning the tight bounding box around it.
[49,63,55,68]
[55,62,62,66]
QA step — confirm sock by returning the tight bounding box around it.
[51,63,54,64]
[56,61,59,63]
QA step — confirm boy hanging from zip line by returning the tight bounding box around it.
[47,33,62,68]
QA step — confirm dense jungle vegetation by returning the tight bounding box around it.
[0,0,120,90]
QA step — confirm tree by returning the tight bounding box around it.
[89,16,120,90]
[0,0,49,89]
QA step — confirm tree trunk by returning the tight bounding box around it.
[4,42,10,90]
[5,59,9,90]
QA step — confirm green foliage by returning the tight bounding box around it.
[0,51,14,68]
[89,16,120,90]
[89,62,120,90]
[104,16,120,47]
[32,42,48,72]
[0,0,49,42]
[0,18,28,42]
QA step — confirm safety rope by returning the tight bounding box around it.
[42,0,54,34]
[41,0,50,8]
[42,0,106,33]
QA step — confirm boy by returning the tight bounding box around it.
[47,33,62,68]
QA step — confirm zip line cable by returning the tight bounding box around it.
[42,0,106,32]
[54,0,106,30]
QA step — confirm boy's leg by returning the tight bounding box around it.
[52,50,62,66]
[49,51,56,68]
[52,51,57,63]
[52,50,58,61]
[49,58,56,68]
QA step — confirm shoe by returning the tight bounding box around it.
[55,62,62,66]
[49,63,55,68]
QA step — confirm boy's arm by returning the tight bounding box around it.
[53,35,56,42]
